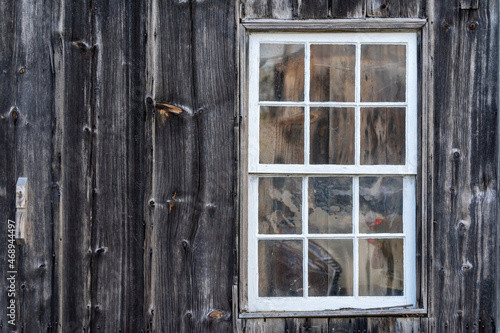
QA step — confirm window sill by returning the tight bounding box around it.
[239,307,427,319]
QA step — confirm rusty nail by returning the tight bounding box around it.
[454,151,460,158]
[469,22,476,30]
[19,67,25,74]
[149,200,155,207]
[186,312,192,318]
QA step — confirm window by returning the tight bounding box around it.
[246,32,418,312]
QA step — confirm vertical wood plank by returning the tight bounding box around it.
[11,0,56,331]
[89,0,147,331]
[0,0,17,330]
[147,0,237,331]
[53,0,94,331]
[427,0,498,332]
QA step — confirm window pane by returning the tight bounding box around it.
[361,44,406,102]
[260,106,304,164]
[359,177,403,234]
[310,44,355,102]
[259,240,303,297]
[309,239,353,296]
[359,239,404,296]
[258,177,302,234]
[360,107,405,165]
[308,177,352,234]
[259,43,305,101]
[310,107,355,165]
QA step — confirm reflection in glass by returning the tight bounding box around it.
[310,44,355,102]
[308,177,352,234]
[361,44,406,102]
[359,238,404,296]
[359,177,403,234]
[259,43,305,101]
[310,107,355,164]
[360,107,405,165]
[260,106,304,164]
[258,177,302,234]
[309,239,353,296]
[259,240,303,297]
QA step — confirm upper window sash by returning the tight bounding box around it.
[248,33,418,175]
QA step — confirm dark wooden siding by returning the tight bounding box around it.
[0,0,497,332]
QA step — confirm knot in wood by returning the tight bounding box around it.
[208,310,224,319]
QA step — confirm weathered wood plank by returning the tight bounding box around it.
[244,318,286,332]
[53,0,94,331]
[9,0,56,331]
[88,0,147,331]
[0,0,17,330]
[241,18,427,31]
[330,0,365,19]
[427,0,498,332]
[147,0,237,331]
[459,0,479,10]
[366,0,423,18]
[242,0,329,19]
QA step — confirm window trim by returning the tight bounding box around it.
[238,19,429,318]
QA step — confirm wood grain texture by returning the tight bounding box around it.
[146,0,237,331]
[0,0,17,330]
[243,0,423,19]
[89,0,147,331]
[366,0,423,18]
[427,0,498,331]
[9,0,56,331]
[53,0,94,331]
[243,0,329,19]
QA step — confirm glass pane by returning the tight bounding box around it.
[310,107,355,164]
[260,43,305,101]
[359,177,403,234]
[259,177,302,234]
[309,239,353,296]
[308,177,352,234]
[310,44,355,102]
[359,238,404,296]
[259,240,303,297]
[360,107,405,165]
[361,44,406,102]
[260,106,304,164]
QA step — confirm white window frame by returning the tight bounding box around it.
[245,32,418,313]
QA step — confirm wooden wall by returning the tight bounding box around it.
[0,0,497,332]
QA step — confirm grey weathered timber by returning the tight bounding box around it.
[146,0,237,331]
[241,18,427,31]
[0,0,17,329]
[427,0,498,331]
[53,0,94,330]
[88,1,147,331]
[7,0,57,331]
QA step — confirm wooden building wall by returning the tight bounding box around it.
[0,0,497,332]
